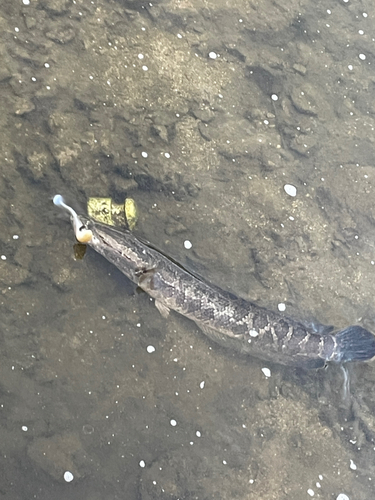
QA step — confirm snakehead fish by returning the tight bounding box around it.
[53,195,375,369]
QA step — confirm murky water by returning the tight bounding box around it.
[1,0,375,498]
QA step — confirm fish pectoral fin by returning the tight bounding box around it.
[155,300,170,318]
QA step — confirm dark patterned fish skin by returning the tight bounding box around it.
[77,216,375,369]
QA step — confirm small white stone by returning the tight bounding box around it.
[64,471,74,482]
[249,330,259,337]
[349,459,357,470]
[271,93,279,101]
[208,52,217,59]
[336,495,349,500]
[139,460,146,468]
[199,381,205,389]
[284,184,297,197]
[21,426,28,432]
[146,345,155,353]
[138,53,144,59]
[307,489,314,497]
[278,302,286,312]
[22,0,30,4]
[13,235,19,239]
[261,367,271,378]
[359,53,366,60]
[196,430,201,437]
[142,65,148,71]
[170,419,177,426]
[141,151,148,158]
[1,255,6,260]
[184,240,192,249]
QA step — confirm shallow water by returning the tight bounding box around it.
[1,0,375,498]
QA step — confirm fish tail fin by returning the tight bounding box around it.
[333,326,375,363]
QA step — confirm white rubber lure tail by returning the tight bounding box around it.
[53,194,93,243]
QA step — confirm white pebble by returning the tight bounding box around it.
[64,471,74,482]
[22,0,30,4]
[146,345,155,353]
[21,426,28,431]
[170,419,177,426]
[209,52,217,59]
[278,302,286,312]
[261,367,271,378]
[249,330,259,337]
[199,381,205,389]
[142,65,148,71]
[196,430,201,437]
[13,235,19,240]
[336,495,349,500]
[307,489,314,497]
[138,53,144,59]
[348,65,353,71]
[271,93,279,101]
[141,151,148,158]
[284,184,297,197]
[349,459,357,470]
[1,255,6,260]
[359,53,366,60]
[184,240,192,249]
[139,460,146,468]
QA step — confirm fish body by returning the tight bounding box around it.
[53,196,375,368]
